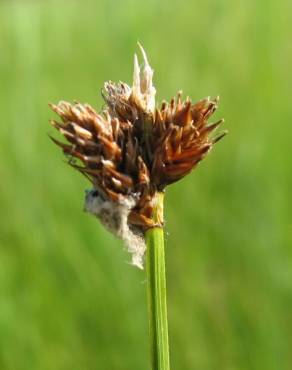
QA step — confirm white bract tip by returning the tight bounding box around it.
[137,42,149,65]
[133,54,141,96]
[131,44,156,114]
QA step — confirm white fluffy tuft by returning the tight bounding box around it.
[84,189,146,269]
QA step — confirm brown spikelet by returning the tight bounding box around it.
[151,95,226,188]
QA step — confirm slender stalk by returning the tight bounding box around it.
[145,192,170,370]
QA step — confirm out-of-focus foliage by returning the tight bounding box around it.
[0,0,291,369]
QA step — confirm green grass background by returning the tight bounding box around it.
[0,0,291,369]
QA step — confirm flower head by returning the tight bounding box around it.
[50,45,226,267]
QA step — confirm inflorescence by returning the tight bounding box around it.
[50,45,226,267]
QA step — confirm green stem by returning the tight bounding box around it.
[145,192,170,370]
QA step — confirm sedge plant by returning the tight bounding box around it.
[49,44,226,370]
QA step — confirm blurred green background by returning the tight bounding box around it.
[0,0,291,369]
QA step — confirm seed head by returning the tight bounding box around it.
[49,45,226,267]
